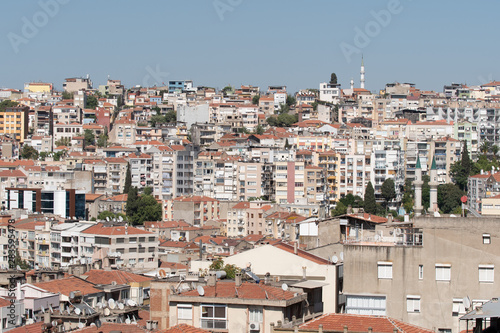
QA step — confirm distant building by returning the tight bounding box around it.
[0,106,29,143]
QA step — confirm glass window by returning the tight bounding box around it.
[479,265,494,282]
[406,296,420,313]
[378,262,392,279]
[201,304,226,329]
[178,304,192,320]
[435,264,451,281]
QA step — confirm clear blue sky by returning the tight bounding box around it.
[1,0,499,94]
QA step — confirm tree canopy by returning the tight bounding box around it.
[20,145,38,160]
[450,142,473,191]
[364,181,377,214]
[125,187,162,225]
[86,95,98,109]
[252,95,260,105]
[381,178,396,211]
[84,129,95,147]
[437,183,464,214]
[209,259,239,279]
[266,113,297,127]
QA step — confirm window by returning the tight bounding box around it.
[178,304,192,320]
[452,298,466,316]
[129,237,137,243]
[435,264,451,281]
[249,307,263,322]
[406,295,420,313]
[377,262,392,279]
[479,265,494,282]
[116,238,124,244]
[438,329,451,333]
[345,295,386,315]
[201,304,226,329]
[483,234,491,244]
[418,265,423,280]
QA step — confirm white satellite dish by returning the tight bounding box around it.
[463,296,471,310]
[109,299,116,309]
[125,317,131,324]
[340,252,344,261]
[197,286,205,296]
[51,320,58,327]
[80,258,86,264]
[331,255,338,264]
[102,300,108,307]
[78,322,84,329]
[281,283,288,291]
[118,302,124,310]
[69,291,75,299]
[127,299,136,307]
[74,308,81,315]
[96,302,102,309]
[104,308,111,316]
[41,306,45,313]
[434,211,441,217]
[16,265,21,271]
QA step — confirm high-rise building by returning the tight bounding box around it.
[0,106,30,143]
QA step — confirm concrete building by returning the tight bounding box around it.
[0,106,29,143]
[63,77,92,92]
[178,104,209,129]
[172,196,220,227]
[342,217,500,333]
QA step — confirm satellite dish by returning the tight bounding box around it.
[197,286,205,296]
[464,296,471,310]
[102,300,108,307]
[281,283,288,291]
[78,322,84,329]
[158,269,167,278]
[118,302,124,310]
[109,299,116,309]
[127,299,136,307]
[80,258,86,264]
[41,306,45,313]
[51,320,58,327]
[69,291,75,299]
[331,255,338,264]
[95,319,102,328]
[96,302,102,309]
[434,211,441,217]
[74,308,81,315]
[340,252,344,261]
[16,265,21,271]
[104,308,110,316]
[125,317,131,325]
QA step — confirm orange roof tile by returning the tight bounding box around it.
[163,324,209,333]
[33,276,101,296]
[273,242,331,265]
[82,270,151,285]
[300,313,434,333]
[81,223,153,236]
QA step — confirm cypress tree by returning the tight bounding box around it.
[124,163,132,194]
[364,181,377,214]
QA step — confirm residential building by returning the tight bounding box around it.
[0,106,29,143]
[63,77,92,92]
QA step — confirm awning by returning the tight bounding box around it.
[291,280,328,289]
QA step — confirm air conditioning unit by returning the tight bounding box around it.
[249,322,260,331]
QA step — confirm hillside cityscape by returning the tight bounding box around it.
[0,63,499,333]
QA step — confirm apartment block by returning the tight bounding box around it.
[0,106,29,143]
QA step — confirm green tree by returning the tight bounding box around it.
[143,187,153,195]
[364,181,377,214]
[209,259,239,279]
[165,110,177,123]
[331,202,347,216]
[134,195,162,225]
[252,95,260,105]
[450,142,473,191]
[55,137,71,147]
[330,73,338,85]
[20,145,39,160]
[222,86,233,95]
[84,129,95,147]
[422,175,430,211]
[123,163,132,194]
[284,138,291,149]
[238,127,250,134]
[380,178,396,212]
[339,193,364,208]
[0,100,19,112]
[62,91,73,100]
[53,150,66,161]
[437,183,464,214]
[97,132,108,148]
[286,95,296,107]
[98,210,126,221]
[86,95,98,109]
[126,187,139,217]
[150,114,166,127]
[254,125,264,135]
[402,179,414,214]
[15,250,30,270]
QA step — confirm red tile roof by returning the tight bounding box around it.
[81,223,153,236]
[33,276,101,296]
[160,262,188,270]
[179,281,299,300]
[163,324,209,333]
[0,297,11,307]
[273,242,331,265]
[82,269,151,285]
[345,213,388,223]
[6,322,44,333]
[0,170,26,177]
[145,221,191,229]
[75,322,149,333]
[299,313,434,333]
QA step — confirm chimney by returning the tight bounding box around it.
[44,312,51,324]
[235,273,242,287]
[207,273,216,287]
[294,242,298,255]
[387,213,392,224]
[343,326,348,333]
[318,324,323,333]
[368,328,373,333]
[302,266,307,279]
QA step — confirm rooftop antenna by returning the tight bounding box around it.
[108,298,116,310]
[49,304,54,314]
[197,286,205,296]
[41,305,45,314]
[281,283,288,292]
[331,255,338,264]
[463,296,472,311]
[95,319,102,328]
[117,302,124,310]
[125,316,131,325]
[74,307,81,316]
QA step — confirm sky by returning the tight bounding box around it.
[1,0,499,94]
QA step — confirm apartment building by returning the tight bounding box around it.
[236,162,264,201]
[81,223,158,269]
[342,217,500,333]
[109,118,137,145]
[453,120,478,160]
[105,157,128,194]
[53,122,82,146]
[50,221,96,268]
[337,153,372,200]
[128,152,153,189]
[0,106,30,143]
[63,77,92,92]
[52,105,81,124]
[316,151,340,206]
[172,196,220,227]
[468,171,500,213]
[372,148,405,204]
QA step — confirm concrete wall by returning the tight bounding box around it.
[343,217,500,333]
